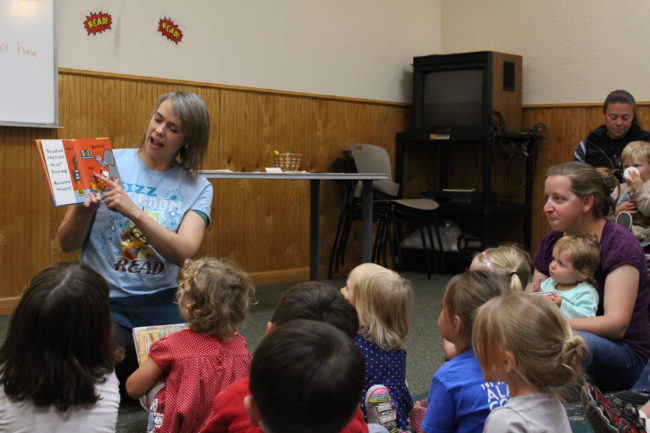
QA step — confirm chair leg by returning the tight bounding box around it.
[378,214,393,268]
[431,212,444,271]
[338,214,355,271]
[328,210,347,279]
[424,217,443,276]
[391,209,405,272]
[387,217,398,269]
[418,225,432,280]
[373,216,385,265]
[424,222,437,274]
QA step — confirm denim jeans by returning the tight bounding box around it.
[632,360,650,391]
[577,331,646,391]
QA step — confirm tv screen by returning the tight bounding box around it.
[422,69,483,130]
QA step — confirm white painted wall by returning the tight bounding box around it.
[441,0,650,104]
[56,0,442,103]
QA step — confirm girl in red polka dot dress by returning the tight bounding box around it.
[126,257,255,433]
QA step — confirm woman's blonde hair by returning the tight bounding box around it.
[553,235,600,287]
[443,270,510,340]
[178,257,255,339]
[472,293,588,394]
[350,263,412,351]
[472,244,532,292]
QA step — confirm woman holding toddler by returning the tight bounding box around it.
[534,161,650,391]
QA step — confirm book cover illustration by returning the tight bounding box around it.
[132,323,188,366]
[132,323,187,410]
[36,138,121,207]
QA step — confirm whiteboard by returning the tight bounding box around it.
[0,0,57,128]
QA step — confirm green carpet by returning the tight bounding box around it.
[0,271,594,432]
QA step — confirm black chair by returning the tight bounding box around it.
[349,143,444,279]
[327,151,392,279]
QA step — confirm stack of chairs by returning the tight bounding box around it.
[328,144,444,279]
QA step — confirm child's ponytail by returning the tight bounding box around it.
[555,335,589,387]
[508,272,525,292]
[472,293,587,396]
[473,244,532,292]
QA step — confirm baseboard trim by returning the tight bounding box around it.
[0,297,20,315]
[0,266,349,313]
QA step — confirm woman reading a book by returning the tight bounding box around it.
[57,91,213,397]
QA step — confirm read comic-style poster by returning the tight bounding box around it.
[158,17,183,44]
[84,11,112,35]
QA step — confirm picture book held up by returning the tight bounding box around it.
[35,138,121,207]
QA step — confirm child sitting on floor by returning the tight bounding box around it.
[469,243,532,292]
[473,292,588,433]
[537,234,600,319]
[199,281,366,433]
[418,271,511,433]
[341,263,413,433]
[616,140,650,241]
[0,262,122,433]
[245,319,365,433]
[126,257,255,433]
[441,243,533,361]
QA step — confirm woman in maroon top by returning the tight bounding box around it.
[534,162,650,391]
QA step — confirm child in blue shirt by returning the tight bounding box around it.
[420,271,510,433]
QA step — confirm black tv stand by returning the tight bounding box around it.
[395,130,537,253]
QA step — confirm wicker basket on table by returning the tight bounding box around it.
[274,153,302,171]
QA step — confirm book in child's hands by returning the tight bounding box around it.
[35,138,121,207]
[132,323,188,366]
[132,323,188,410]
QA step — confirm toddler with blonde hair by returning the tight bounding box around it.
[341,263,413,433]
[616,140,650,240]
[470,243,532,292]
[538,234,600,319]
[443,243,532,360]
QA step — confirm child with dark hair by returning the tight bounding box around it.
[126,257,255,433]
[199,281,364,433]
[245,319,365,433]
[0,262,122,432]
[418,271,511,433]
[269,281,359,338]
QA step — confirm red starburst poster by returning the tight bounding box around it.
[83,11,112,35]
[158,17,183,44]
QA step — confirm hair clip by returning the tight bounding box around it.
[482,251,494,273]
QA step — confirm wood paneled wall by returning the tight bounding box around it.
[0,69,410,312]
[523,103,650,255]
[2,68,646,313]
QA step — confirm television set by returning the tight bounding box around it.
[412,51,522,134]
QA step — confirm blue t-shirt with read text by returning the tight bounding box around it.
[81,149,212,318]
